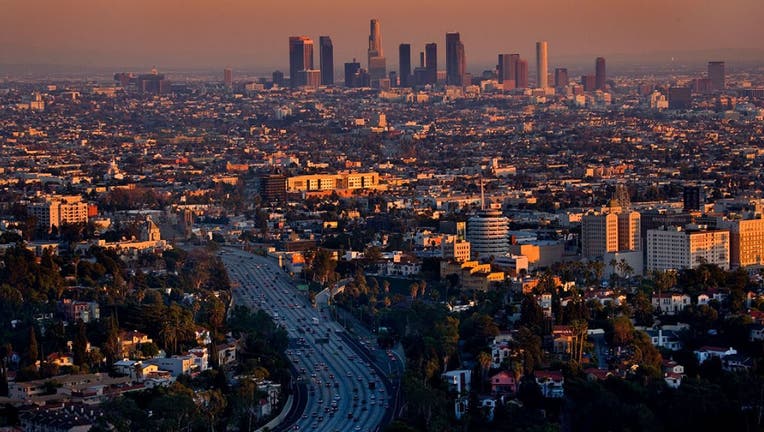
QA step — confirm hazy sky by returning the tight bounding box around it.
[2,0,763,72]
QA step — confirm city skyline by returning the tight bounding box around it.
[1,1,763,72]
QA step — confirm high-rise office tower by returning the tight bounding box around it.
[299,70,321,89]
[289,36,314,88]
[399,44,411,87]
[389,71,398,86]
[137,69,169,95]
[708,61,725,91]
[536,41,548,88]
[554,68,568,87]
[682,185,706,212]
[595,57,606,90]
[319,36,334,86]
[445,33,466,86]
[668,87,692,109]
[425,43,438,85]
[368,19,386,81]
[497,54,511,84]
[272,70,284,87]
[223,68,232,89]
[581,208,641,261]
[720,218,764,268]
[344,60,361,87]
[516,59,528,88]
[581,75,596,91]
[497,54,519,89]
[258,174,287,203]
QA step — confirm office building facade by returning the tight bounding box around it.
[368,19,386,81]
[425,43,438,85]
[497,54,519,88]
[721,218,764,268]
[517,59,528,88]
[399,44,411,87]
[289,36,314,88]
[319,36,334,86]
[446,32,466,86]
[554,68,569,88]
[708,61,725,91]
[536,41,548,88]
[223,68,232,89]
[595,57,606,90]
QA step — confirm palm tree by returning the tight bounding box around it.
[477,351,492,392]
[609,258,618,286]
[409,282,419,300]
[160,320,178,355]
[570,319,588,365]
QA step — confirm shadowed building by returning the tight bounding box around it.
[272,70,284,87]
[668,87,692,109]
[708,61,725,91]
[223,68,232,89]
[497,54,519,89]
[399,44,411,87]
[446,32,466,86]
[319,36,334,86]
[595,57,606,90]
[516,59,528,88]
[554,68,568,87]
[289,36,314,88]
[581,75,596,91]
[425,43,438,85]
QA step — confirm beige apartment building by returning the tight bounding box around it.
[27,195,89,231]
[286,172,379,193]
[442,237,471,262]
[720,218,764,268]
[646,225,729,272]
[582,208,641,260]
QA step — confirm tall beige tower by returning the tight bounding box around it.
[536,41,548,89]
[368,19,386,80]
[617,211,641,251]
[582,212,618,260]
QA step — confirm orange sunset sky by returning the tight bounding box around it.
[1,0,763,71]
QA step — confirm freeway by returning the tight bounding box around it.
[221,247,391,432]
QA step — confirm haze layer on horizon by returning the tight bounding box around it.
[1,0,763,72]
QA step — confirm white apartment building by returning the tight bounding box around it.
[646,225,729,272]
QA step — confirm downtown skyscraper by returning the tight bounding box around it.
[425,42,438,85]
[223,67,232,89]
[399,44,411,87]
[445,32,466,86]
[368,19,386,81]
[536,41,548,89]
[319,36,334,86]
[497,53,519,88]
[595,57,606,90]
[708,61,725,91]
[289,36,314,88]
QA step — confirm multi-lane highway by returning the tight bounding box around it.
[221,247,392,432]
